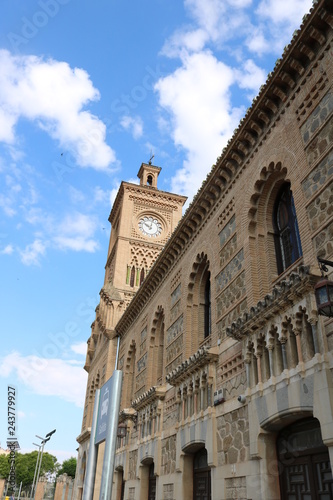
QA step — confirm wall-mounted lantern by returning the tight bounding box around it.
[117,422,127,439]
[314,257,333,318]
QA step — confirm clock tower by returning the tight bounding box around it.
[104,162,186,310]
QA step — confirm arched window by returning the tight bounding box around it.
[204,273,211,338]
[130,266,135,287]
[140,268,145,285]
[273,183,302,274]
[147,175,153,186]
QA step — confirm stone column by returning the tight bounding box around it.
[279,336,288,371]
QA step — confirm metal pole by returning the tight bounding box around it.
[99,370,123,500]
[114,335,120,371]
[82,388,101,500]
[33,441,45,500]
[17,482,22,500]
[30,444,42,500]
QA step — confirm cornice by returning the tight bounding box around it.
[226,265,319,340]
[76,428,91,444]
[118,407,137,423]
[115,0,332,338]
[166,347,219,386]
[131,384,168,410]
[109,181,187,225]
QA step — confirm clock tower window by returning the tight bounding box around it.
[130,266,135,288]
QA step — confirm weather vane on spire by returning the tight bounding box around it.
[148,151,155,165]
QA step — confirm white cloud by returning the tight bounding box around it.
[120,115,143,139]
[155,51,242,198]
[162,0,251,58]
[19,239,47,266]
[235,59,267,94]
[0,351,87,407]
[71,342,87,356]
[0,50,115,170]
[256,0,312,24]
[68,186,85,204]
[1,244,14,255]
[53,212,99,253]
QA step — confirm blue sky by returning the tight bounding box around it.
[0,0,313,463]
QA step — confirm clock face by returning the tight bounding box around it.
[138,216,162,237]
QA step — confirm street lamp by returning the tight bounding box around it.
[29,443,42,500]
[315,257,333,317]
[29,430,56,500]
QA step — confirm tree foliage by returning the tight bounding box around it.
[57,457,77,478]
[0,451,58,490]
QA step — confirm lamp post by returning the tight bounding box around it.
[29,442,42,500]
[315,257,333,317]
[30,429,56,500]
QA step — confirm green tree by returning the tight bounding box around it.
[0,451,58,492]
[57,457,77,478]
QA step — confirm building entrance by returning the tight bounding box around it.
[193,448,211,500]
[277,418,333,499]
[148,463,156,500]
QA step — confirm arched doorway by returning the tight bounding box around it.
[193,448,211,500]
[277,418,333,499]
[148,463,156,500]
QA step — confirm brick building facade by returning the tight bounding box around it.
[74,1,333,498]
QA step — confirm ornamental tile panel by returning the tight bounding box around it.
[302,150,333,199]
[301,92,333,145]
[171,284,181,307]
[167,315,183,345]
[216,249,244,292]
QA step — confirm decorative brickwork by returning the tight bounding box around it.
[217,199,235,230]
[161,435,177,475]
[301,92,333,145]
[216,272,246,319]
[216,406,249,466]
[219,215,236,247]
[130,244,160,268]
[128,450,138,480]
[217,299,248,341]
[296,72,329,122]
[225,476,247,500]
[216,249,244,292]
